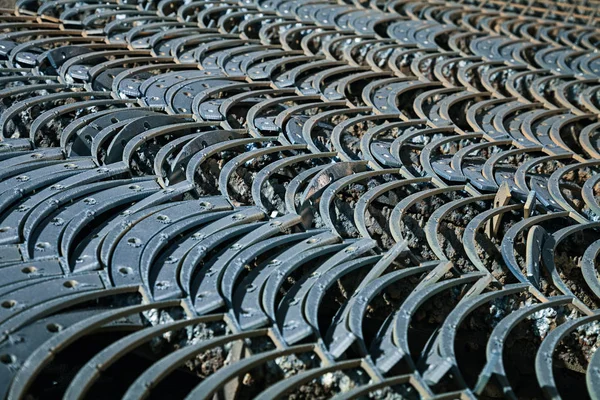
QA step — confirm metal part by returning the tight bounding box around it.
[0,1,599,399]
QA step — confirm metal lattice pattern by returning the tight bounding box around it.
[0,0,599,399]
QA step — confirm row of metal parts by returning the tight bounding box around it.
[0,0,599,399]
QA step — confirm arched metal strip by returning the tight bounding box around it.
[218,144,306,201]
[63,314,226,400]
[190,82,272,120]
[245,94,319,137]
[513,153,572,208]
[182,343,316,400]
[547,160,600,221]
[0,273,110,331]
[434,284,530,384]
[463,203,523,274]
[501,212,571,285]
[111,62,200,95]
[177,221,265,301]
[219,88,296,131]
[108,202,235,288]
[0,90,112,139]
[389,126,455,177]
[331,375,423,400]
[36,99,136,152]
[301,107,371,153]
[437,91,491,132]
[119,334,274,399]
[303,254,384,341]
[163,77,241,114]
[192,213,302,315]
[354,177,431,239]
[25,179,159,260]
[389,185,466,243]
[392,273,486,372]
[234,231,340,330]
[580,122,600,160]
[184,137,274,183]
[167,129,243,185]
[361,119,427,170]
[0,160,97,221]
[220,230,314,306]
[535,313,600,400]
[75,109,162,157]
[300,161,369,207]
[480,146,544,191]
[153,133,199,187]
[331,113,400,162]
[474,296,573,398]
[251,151,336,212]
[261,242,351,323]
[7,300,182,399]
[465,97,518,135]
[319,169,401,235]
[275,100,348,138]
[424,194,495,266]
[414,87,465,127]
[581,239,600,300]
[0,163,129,246]
[106,115,192,164]
[587,333,600,400]
[284,164,329,214]
[277,239,377,344]
[140,211,263,296]
[254,359,365,399]
[541,222,600,301]
[429,137,499,186]
[98,201,184,267]
[342,264,437,357]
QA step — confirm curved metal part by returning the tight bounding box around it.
[109,200,234,289]
[233,230,340,329]
[191,211,304,315]
[254,359,364,400]
[218,143,306,202]
[7,300,182,399]
[159,216,260,301]
[276,238,377,344]
[474,296,574,397]
[542,222,600,300]
[389,185,466,243]
[3,2,600,398]
[435,284,530,384]
[353,176,428,238]
[25,179,159,260]
[63,314,225,400]
[320,169,400,232]
[120,327,274,399]
[182,343,316,400]
[501,212,571,285]
[547,160,600,220]
[581,239,600,300]
[424,194,495,268]
[391,273,486,373]
[536,313,600,400]
[338,263,436,357]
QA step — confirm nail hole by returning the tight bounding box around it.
[63,280,78,288]
[0,354,15,364]
[119,267,133,275]
[1,300,16,309]
[46,323,62,333]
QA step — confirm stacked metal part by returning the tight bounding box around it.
[0,0,599,398]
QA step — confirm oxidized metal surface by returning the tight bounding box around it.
[0,0,598,399]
